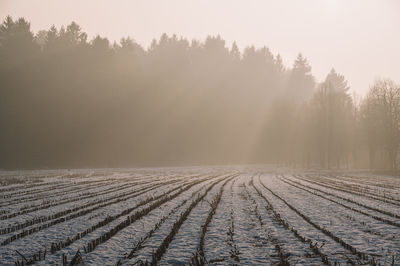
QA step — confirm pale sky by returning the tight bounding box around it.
[1,0,399,95]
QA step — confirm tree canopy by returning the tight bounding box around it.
[0,16,398,170]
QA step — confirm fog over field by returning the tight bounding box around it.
[0,0,400,170]
[1,2,400,265]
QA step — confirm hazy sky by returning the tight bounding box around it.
[1,0,398,95]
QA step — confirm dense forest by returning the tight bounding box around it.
[0,16,399,170]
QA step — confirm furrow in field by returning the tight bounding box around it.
[145,174,235,265]
[293,174,400,216]
[272,175,399,261]
[6,178,190,265]
[0,178,187,237]
[1,177,191,246]
[256,174,375,265]
[299,175,400,206]
[0,178,154,220]
[281,174,400,224]
[9,174,219,265]
[248,177,329,265]
[44,175,220,265]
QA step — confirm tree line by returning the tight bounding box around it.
[0,16,398,170]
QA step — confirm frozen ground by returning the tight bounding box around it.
[0,167,399,265]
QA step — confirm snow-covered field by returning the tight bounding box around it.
[1,167,399,265]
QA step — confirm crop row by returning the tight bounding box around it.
[124,183,208,262]
[1,177,110,201]
[322,173,400,193]
[10,175,211,265]
[0,179,117,208]
[244,180,294,265]
[300,174,400,206]
[1,179,153,220]
[258,175,380,265]
[8,173,197,216]
[324,173,400,191]
[279,175,400,227]
[3,174,180,220]
[2,173,158,206]
[189,177,233,265]
[199,177,239,265]
[140,175,235,265]
[1,177,189,246]
[0,172,79,191]
[226,208,240,263]
[287,175,400,219]
[250,178,332,265]
[83,175,226,261]
[121,174,223,263]
[0,179,61,194]
[1,178,183,237]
